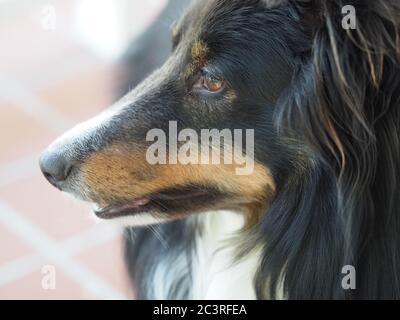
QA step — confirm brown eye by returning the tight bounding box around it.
[193,73,225,93]
[205,74,224,92]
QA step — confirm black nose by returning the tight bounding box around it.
[39,150,74,190]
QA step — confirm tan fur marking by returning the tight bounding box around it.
[80,145,275,215]
[191,40,209,66]
[185,40,210,79]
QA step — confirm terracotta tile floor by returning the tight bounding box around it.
[0,0,164,299]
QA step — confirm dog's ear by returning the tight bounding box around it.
[278,0,400,171]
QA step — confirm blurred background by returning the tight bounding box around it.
[0,0,187,299]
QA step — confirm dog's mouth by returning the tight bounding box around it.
[93,186,223,220]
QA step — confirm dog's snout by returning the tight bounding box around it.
[39,149,74,190]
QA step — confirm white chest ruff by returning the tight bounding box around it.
[152,210,261,300]
[191,211,261,299]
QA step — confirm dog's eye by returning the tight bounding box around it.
[192,72,225,93]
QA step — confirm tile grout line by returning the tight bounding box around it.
[0,224,123,288]
[28,57,106,91]
[0,76,74,133]
[0,201,126,299]
[0,255,43,288]
[0,154,39,188]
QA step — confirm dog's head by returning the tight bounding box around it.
[39,0,400,232]
[39,0,299,225]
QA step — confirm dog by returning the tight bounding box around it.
[40,0,400,299]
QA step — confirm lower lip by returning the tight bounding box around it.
[93,189,218,220]
[94,207,143,220]
[94,199,151,220]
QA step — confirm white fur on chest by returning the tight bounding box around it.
[191,210,261,300]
